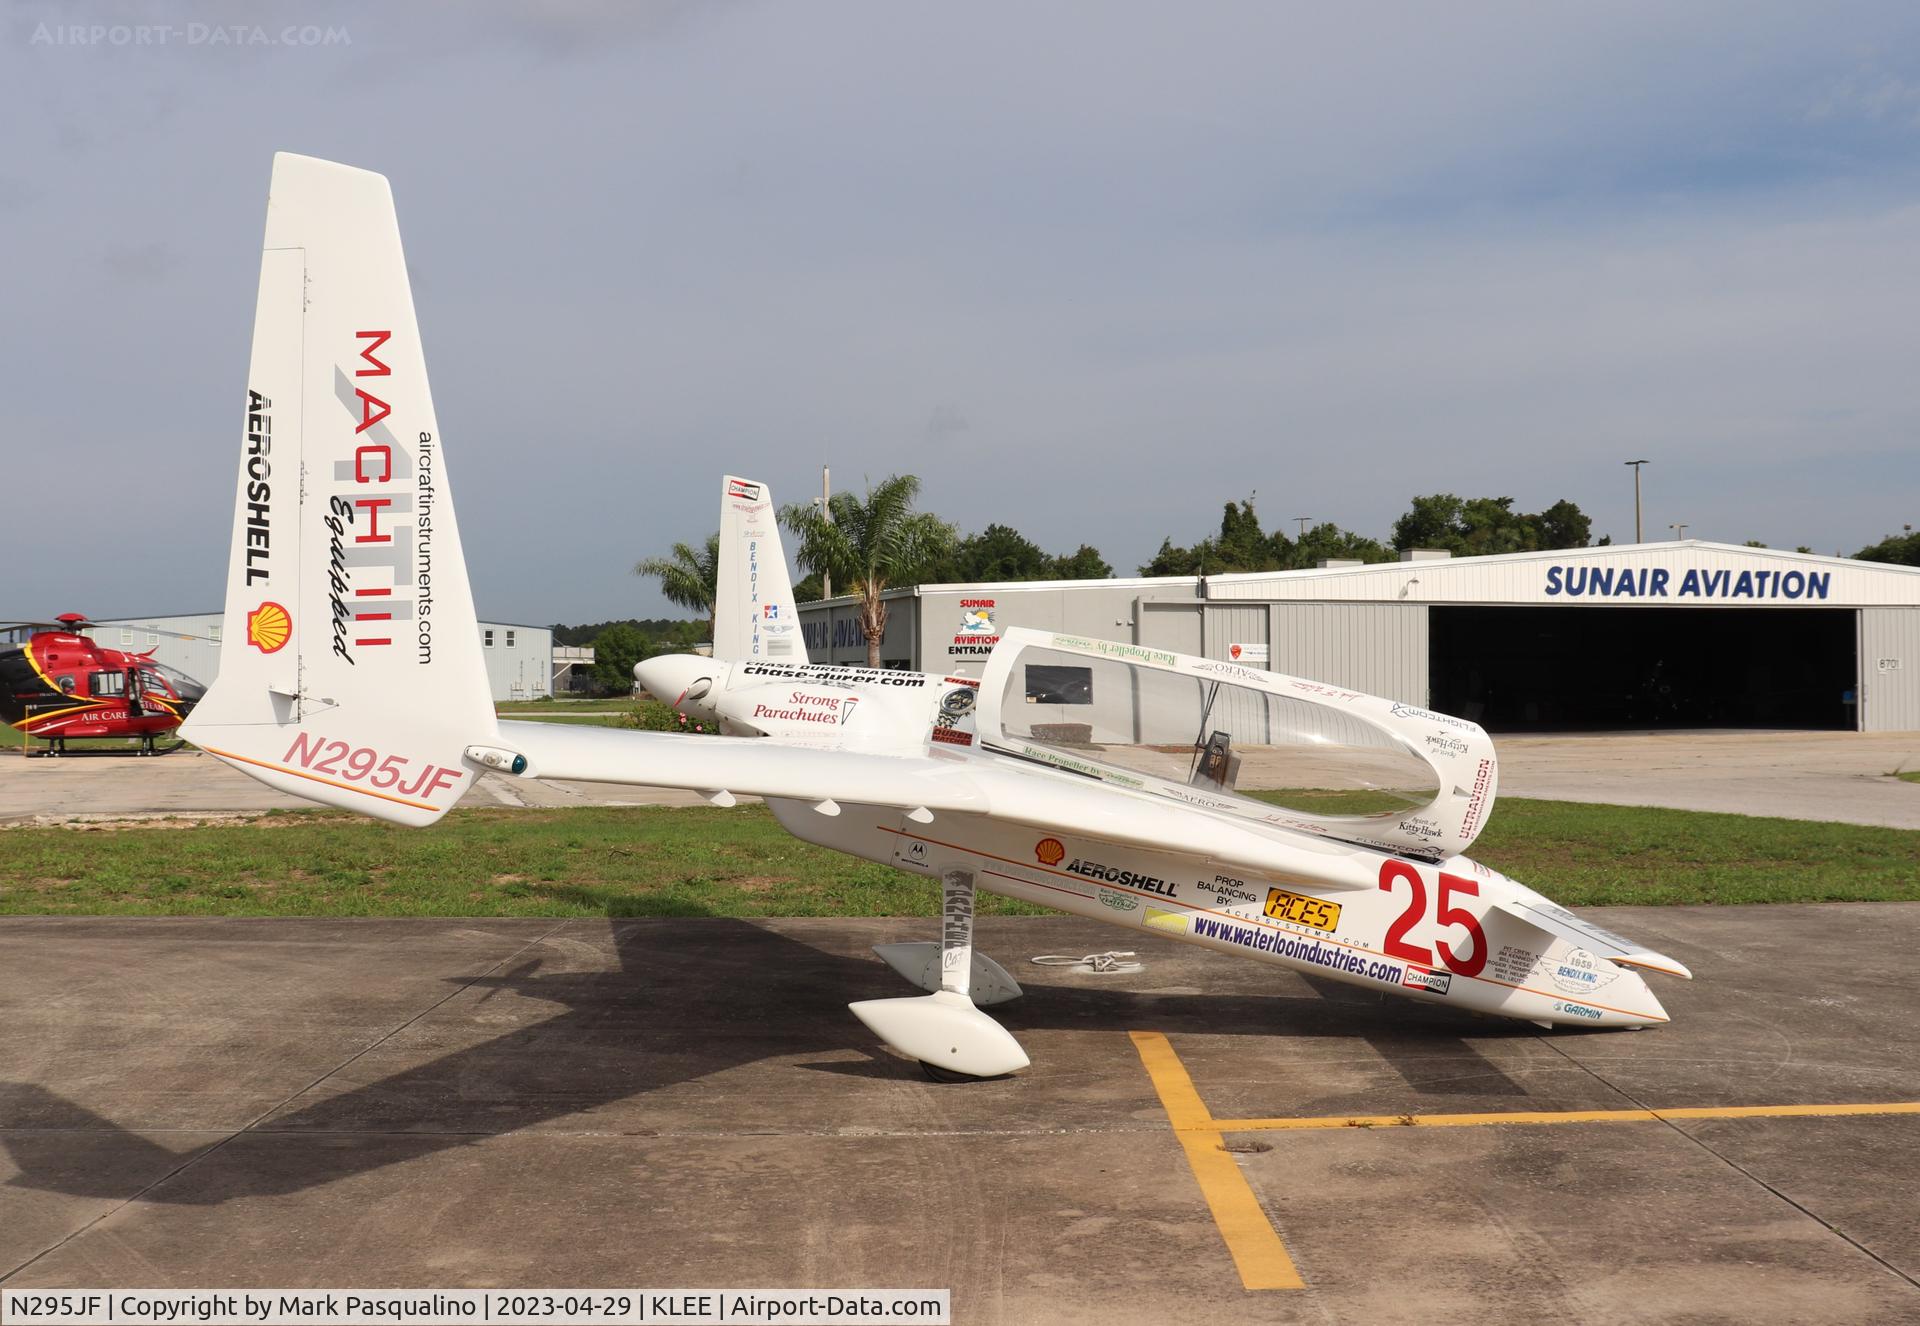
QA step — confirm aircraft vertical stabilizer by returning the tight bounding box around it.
[714,475,808,664]
[182,153,494,826]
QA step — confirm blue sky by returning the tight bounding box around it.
[4,1,1918,623]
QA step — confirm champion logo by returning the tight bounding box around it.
[1401,963,1452,995]
[727,479,761,500]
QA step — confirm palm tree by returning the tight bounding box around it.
[781,475,955,667]
[634,532,720,642]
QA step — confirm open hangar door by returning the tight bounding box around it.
[1429,606,1857,732]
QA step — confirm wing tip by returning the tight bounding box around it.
[1613,955,1693,980]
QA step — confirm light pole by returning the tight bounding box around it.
[1293,517,1312,540]
[818,466,831,600]
[1624,460,1650,543]
[1669,522,1688,541]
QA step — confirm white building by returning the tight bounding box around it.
[797,542,1920,733]
[83,613,555,703]
[552,644,597,694]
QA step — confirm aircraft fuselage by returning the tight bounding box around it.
[766,796,1670,1028]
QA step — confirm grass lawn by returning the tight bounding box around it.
[496,699,636,714]
[1897,770,1920,785]
[0,806,1033,918]
[3,735,174,756]
[0,799,1915,917]
[1466,798,1919,906]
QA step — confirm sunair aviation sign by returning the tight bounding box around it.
[1544,565,1832,601]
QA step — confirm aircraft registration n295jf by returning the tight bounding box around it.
[185,154,1690,1079]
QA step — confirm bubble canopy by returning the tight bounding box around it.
[973,629,1501,861]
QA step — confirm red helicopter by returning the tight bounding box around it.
[0,614,207,755]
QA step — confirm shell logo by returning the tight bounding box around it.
[246,601,292,654]
[1035,837,1065,866]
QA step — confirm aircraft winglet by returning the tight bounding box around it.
[1492,898,1693,979]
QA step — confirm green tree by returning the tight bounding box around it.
[780,474,957,666]
[641,620,707,657]
[1457,497,1539,555]
[942,523,1053,582]
[1049,544,1115,579]
[1144,499,1382,574]
[1139,498,1279,575]
[1391,494,1591,556]
[1290,522,1392,567]
[1856,531,1920,566]
[1215,499,1276,571]
[589,622,647,693]
[1391,494,1466,553]
[1140,536,1201,576]
[549,617,703,648]
[930,524,1116,583]
[633,533,720,640]
[1534,499,1593,550]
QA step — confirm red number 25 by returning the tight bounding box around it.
[1379,860,1487,978]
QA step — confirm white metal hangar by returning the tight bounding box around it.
[796,542,1920,733]
[74,613,557,703]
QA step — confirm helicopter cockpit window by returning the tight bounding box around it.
[991,644,1438,823]
[89,670,125,698]
[138,668,176,699]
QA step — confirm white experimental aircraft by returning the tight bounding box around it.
[185,154,1691,1080]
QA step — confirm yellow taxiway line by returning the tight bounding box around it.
[1130,1029,1920,1293]
[1128,1031,1305,1290]
[1208,1100,1920,1132]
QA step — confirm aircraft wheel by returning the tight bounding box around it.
[919,1060,999,1084]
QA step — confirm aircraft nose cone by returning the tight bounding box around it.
[1591,967,1671,1028]
[633,655,711,709]
[631,656,676,704]
[1630,978,1670,1028]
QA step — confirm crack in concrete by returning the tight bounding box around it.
[1536,1033,1920,1294]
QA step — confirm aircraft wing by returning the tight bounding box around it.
[500,719,990,813]
[499,720,1386,890]
[1490,896,1693,979]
